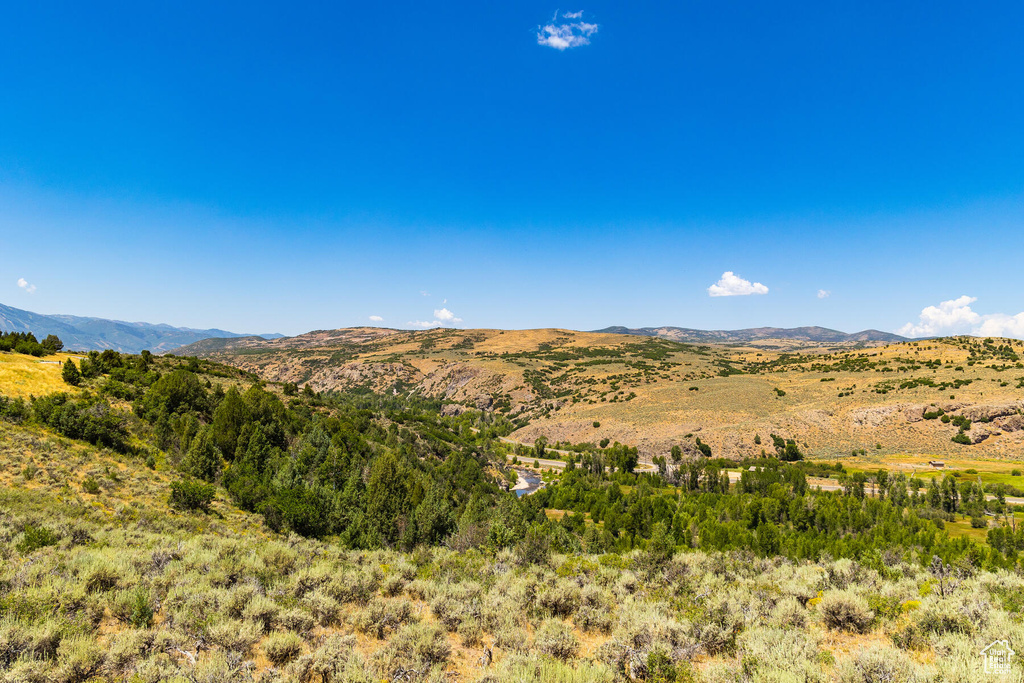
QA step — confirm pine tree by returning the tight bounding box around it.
[61,359,81,386]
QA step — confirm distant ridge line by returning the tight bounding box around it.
[0,302,282,354]
[593,325,909,344]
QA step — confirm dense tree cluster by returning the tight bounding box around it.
[536,456,1022,569]
[0,331,63,356]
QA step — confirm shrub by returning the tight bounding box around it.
[818,590,874,633]
[279,608,315,633]
[110,588,155,628]
[206,618,262,654]
[535,619,579,661]
[769,596,807,628]
[303,590,343,627]
[16,523,60,553]
[84,564,121,593]
[515,528,552,567]
[169,479,215,512]
[82,477,100,495]
[357,598,416,639]
[1012,469,1022,477]
[326,568,379,604]
[970,516,987,529]
[538,581,581,618]
[376,623,451,674]
[286,635,361,683]
[55,635,105,683]
[951,430,971,445]
[838,646,922,682]
[264,631,304,666]
[243,594,281,633]
[457,617,483,648]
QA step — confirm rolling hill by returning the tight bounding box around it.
[174,326,1024,461]
[595,325,909,346]
[0,302,281,353]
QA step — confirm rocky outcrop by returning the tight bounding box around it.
[968,424,1001,444]
[961,402,1023,423]
[996,414,1024,432]
[849,405,902,428]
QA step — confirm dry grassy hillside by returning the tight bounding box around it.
[176,330,1024,460]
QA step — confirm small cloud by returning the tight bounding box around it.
[537,10,598,50]
[897,295,1024,339]
[407,307,464,329]
[419,290,430,297]
[17,278,36,294]
[707,272,769,297]
[368,315,384,322]
[434,308,462,323]
[817,289,831,299]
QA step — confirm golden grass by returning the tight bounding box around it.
[820,453,1024,484]
[0,351,82,398]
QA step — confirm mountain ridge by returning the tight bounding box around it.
[0,302,281,353]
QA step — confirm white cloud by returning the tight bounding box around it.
[976,313,1024,338]
[368,315,383,322]
[433,308,462,323]
[707,272,769,297]
[897,295,1024,339]
[16,278,36,294]
[419,290,430,297]
[407,307,464,329]
[897,295,980,337]
[817,289,831,299]
[537,11,598,50]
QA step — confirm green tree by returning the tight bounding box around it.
[140,369,208,418]
[365,451,408,546]
[210,386,249,460]
[41,334,63,353]
[416,480,455,545]
[61,359,81,386]
[182,427,221,482]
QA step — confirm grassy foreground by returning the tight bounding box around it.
[2,423,1023,682]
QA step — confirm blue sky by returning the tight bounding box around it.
[2,2,1023,337]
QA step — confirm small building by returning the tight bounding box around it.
[928,460,945,468]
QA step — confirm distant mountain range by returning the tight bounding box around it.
[595,325,909,345]
[0,302,281,354]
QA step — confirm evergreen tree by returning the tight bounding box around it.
[41,334,63,352]
[61,359,81,386]
[210,386,249,460]
[365,451,407,546]
[183,427,222,482]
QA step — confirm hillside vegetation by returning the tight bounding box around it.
[174,328,1024,460]
[2,344,1024,680]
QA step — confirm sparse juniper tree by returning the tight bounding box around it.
[61,358,81,386]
